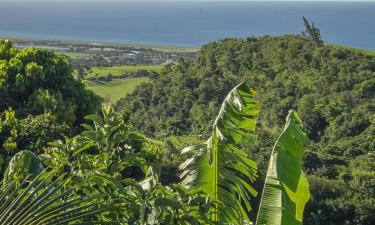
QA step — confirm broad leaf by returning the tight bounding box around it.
[256,110,310,225]
[179,82,259,223]
[5,150,44,182]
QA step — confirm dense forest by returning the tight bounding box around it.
[116,35,375,225]
[0,34,374,225]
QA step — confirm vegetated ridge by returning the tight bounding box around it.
[116,35,375,225]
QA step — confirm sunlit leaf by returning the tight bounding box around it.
[256,110,310,225]
[179,82,259,223]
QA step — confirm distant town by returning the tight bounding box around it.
[12,38,198,68]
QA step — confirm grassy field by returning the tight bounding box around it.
[86,65,164,78]
[55,51,89,58]
[145,45,199,53]
[85,77,148,105]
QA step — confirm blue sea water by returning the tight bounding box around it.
[0,1,374,49]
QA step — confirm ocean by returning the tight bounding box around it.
[0,1,374,49]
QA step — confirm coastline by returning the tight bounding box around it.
[2,36,374,56]
[0,36,200,53]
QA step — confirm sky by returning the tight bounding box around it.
[0,0,374,3]
[0,0,373,2]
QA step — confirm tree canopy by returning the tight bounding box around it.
[0,40,101,125]
[0,39,101,175]
[116,35,375,225]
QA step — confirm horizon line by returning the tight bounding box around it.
[1,0,375,2]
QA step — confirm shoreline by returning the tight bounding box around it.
[2,36,374,55]
[0,36,200,53]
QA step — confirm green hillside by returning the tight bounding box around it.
[116,35,375,225]
[0,36,374,225]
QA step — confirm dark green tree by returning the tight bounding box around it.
[0,39,101,124]
[302,16,324,47]
[0,39,102,171]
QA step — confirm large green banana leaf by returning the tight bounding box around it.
[179,82,259,224]
[256,110,310,225]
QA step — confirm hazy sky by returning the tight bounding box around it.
[0,0,373,2]
[0,0,373,3]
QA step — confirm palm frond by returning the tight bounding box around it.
[0,170,116,225]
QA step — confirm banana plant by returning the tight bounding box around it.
[179,83,311,225]
[179,82,259,224]
[256,110,310,225]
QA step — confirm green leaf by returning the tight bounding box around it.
[256,110,310,225]
[179,82,259,223]
[6,150,44,182]
[72,141,96,156]
[80,123,93,131]
[154,198,182,208]
[84,114,103,125]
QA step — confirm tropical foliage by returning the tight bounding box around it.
[0,40,101,124]
[256,111,310,225]
[0,40,102,177]
[0,172,113,225]
[180,82,259,223]
[0,109,69,176]
[0,34,373,224]
[117,35,375,225]
[0,80,313,224]
[1,106,213,224]
[179,83,310,225]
